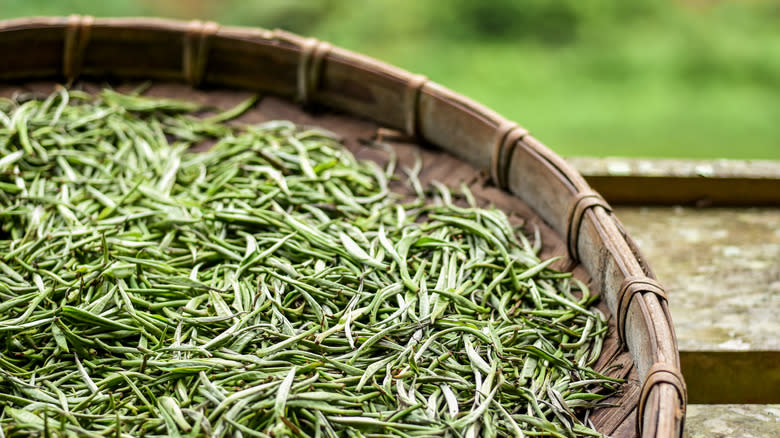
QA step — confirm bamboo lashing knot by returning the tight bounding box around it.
[499,125,529,189]
[63,14,94,83]
[638,362,687,437]
[297,38,332,105]
[490,121,528,189]
[565,190,611,263]
[617,276,667,349]
[403,74,428,137]
[183,20,219,87]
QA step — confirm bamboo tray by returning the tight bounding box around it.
[0,16,687,437]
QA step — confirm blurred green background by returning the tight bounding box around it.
[2,0,778,159]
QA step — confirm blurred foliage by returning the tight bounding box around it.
[1,0,778,159]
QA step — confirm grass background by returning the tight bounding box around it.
[2,0,778,159]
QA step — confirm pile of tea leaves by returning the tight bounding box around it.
[0,87,619,437]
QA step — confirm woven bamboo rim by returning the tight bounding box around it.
[0,16,687,437]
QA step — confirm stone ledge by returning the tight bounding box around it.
[567,157,780,205]
[567,157,780,179]
[685,405,780,438]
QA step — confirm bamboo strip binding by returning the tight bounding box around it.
[617,276,667,349]
[639,363,687,436]
[566,191,612,263]
[63,14,93,82]
[296,37,331,105]
[183,20,219,87]
[490,121,529,189]
[403,74,428,137]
